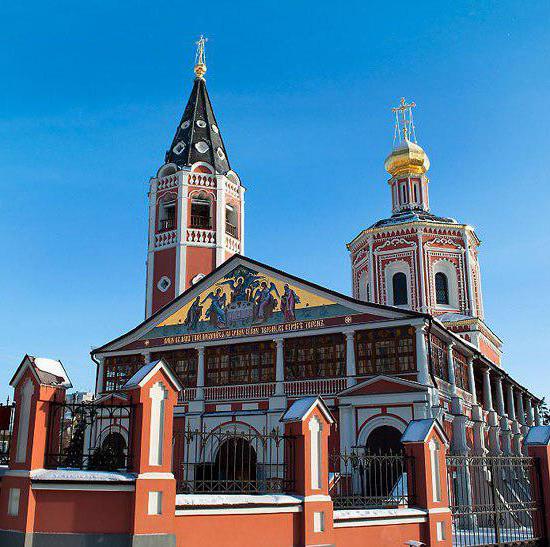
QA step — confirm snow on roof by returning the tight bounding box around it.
[176,494,302,507]
[30,469,136,482]
[280,396,334,424]
[32,357,71,387]
[401,419,436,443]
[438,312,474,323]
[124,360,161,389]
[123,359,183,392]
[524,426,550,446]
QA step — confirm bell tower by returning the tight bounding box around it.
[348,98,503,365]
[145,37,245,318]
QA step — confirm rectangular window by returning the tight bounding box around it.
[355,327,415,376]
[430,336,449,382]
[190,200,211,229]
[284,334,345,380]
[453,351,470,392]
[152,349,198,387]
[205,342,276,385]
[103,354,145,392]
[158,201,176,231]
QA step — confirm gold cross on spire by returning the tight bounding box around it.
[392,97,417,145]
[194,35,208,79]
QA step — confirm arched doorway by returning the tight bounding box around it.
[90,431,127,470]
[366,425,403,455]
[214,437,257,492]
[361,425,404,502]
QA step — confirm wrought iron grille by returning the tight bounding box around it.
[329,449,415,509]
[45,401,134,471]
[174,426,296,494]
[0,402,15,465]
[447,454,546,546]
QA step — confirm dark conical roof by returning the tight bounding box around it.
[164,77,231,174]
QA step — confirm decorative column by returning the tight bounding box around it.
[482,368,501,455]
[274,338,285,396]
[415,324,434,417]
[344,330,356,387]
[517,391,529,454]
[415,325,430,386]
[195,346,205,401]
[494,375,512,454]
[525,398,535,427]
[469,359,486,454]
[507,384,522,455]
[95,356,105,394]
[447,344,468,455]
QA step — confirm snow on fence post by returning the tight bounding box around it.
[121,358,182,545]
[524,425,550,542]
[281,396,335,547]
[401,418,453,547]
[0,355,70,542]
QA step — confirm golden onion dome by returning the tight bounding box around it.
[384,139,430,177]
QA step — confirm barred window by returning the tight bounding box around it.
[435,272,449,305]
[103,354,144,392]
[284,334,345,380]
[453,351,470,392]
[430,336,449,382]
[206,342,276,386]
[355,327,415,375]
[152,349,197,387]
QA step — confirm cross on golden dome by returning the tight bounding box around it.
[392,97,417,145]
[194,35,208,79]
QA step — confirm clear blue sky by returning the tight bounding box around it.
[1,1,549,400]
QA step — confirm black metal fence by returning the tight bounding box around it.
[45,401,134,471]
[0,402,15,465]
[329,449,414,509]
[447,454,546,546]
[174,426,296,494]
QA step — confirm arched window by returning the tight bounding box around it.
[190,192,212,229]
[435,272,449,305]
[392,272,408,306]
[225,204,238,238]
[158,195,176,231]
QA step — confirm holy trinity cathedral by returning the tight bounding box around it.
[92,39,541,469]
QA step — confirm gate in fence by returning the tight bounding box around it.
[446,454,546,546]
[173,425,296,494]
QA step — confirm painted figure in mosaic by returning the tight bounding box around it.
[253,282,280,322]
[184,296,203,331]
[220,273,262,303]
[280,284,300,322]
[201,288,227,326]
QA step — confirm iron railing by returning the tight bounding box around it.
[225,222,238,238]
[45,401,134,471]
[329,449,414,509]
[159,218,175,230]
[190,215,211,229]
[174,426,296,494]
[0,402,15,465]
[447,454,546,546]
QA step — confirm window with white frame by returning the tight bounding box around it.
[432,260,459,309]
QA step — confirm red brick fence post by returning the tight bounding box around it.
[402,418,453,546]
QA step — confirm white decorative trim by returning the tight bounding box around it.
[309,416,322,490]
[304,494,331,502]
[149,382,168,466]
[137,472,175,480]
[357,414,407,447]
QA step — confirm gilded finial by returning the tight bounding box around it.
[392,97,417,146]
[194,35,208,79]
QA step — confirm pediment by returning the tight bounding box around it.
[94,255,419,354]
[338,375,427,397]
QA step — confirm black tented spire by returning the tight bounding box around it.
[164,75,231,174]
